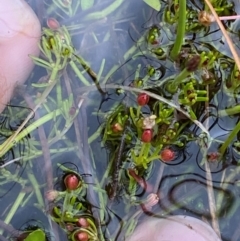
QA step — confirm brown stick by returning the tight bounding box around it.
[204,0,240,72]
[23,94,53,191]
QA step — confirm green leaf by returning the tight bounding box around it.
[81,0,94,10]
[143,0,161,11]
[24,229,46,241]
[32,83,52,88]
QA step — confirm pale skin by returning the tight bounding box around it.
[126,215,222,241]
[0,0,41,113]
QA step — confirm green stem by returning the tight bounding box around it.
[102,65,119,85]
[0,109,62,155]
[3,191,26,225]
[97,59,106,80]
[22,146,78,164]
[168,68,190,92]
[174,68,189,85]
[88,126,103,144]
[83,0,124,21]
[136,106,141,119]
[218,105,240,117]
[139,143,150,158]
[27,170,45,208]
[69,60,90,86]
[219,120,240,156]
[170,0,186,60]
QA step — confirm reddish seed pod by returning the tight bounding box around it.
[69,106,76,116]
[160,148,175,162]
[137,93,149,106]
[151,40,159,45]
[75,232,89,241]
[47,18,60,30]
[64,173,80,190]
[65,223,74,232]
[207,152,220,162]
[112,123,123,133]
[77,217,89,228]
[141,129,153,143]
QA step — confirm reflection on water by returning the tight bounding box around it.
[1,0,240,241]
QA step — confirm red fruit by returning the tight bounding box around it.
[75,232,89,241]
[137,93,149,106]
[141,129,152,143]
[64,174,80,190]
[160,148,175,162]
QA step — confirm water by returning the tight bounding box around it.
[1,0,240,240]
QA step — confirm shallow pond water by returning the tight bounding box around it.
[1,0,240,241]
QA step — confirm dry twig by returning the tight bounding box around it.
[204,0,240,72]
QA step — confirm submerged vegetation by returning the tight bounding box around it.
[2,0,240,240]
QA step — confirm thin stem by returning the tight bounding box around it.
[168,68,190,92]
[83,0,124,21]
[69,60,90,86]
[219,15,240,20]
[139,143,150,160]
[0,109,62,156]
[3,191,26,225]
[203,84,221,237]
[218,105,240,117]
[219,120,240,156]
[27,170,45,207]
[170,0,186,60]
[174,68,189,85]
[204,155,221,237]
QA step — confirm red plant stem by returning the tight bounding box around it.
[129,169,144,188]
[128,169,152,192]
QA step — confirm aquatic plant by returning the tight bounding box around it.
[2,0,240,241]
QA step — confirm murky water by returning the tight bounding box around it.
[1,0,240,241]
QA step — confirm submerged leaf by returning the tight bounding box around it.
[81,0,94,10]
[24,229,46,241]
[143,0,161,11]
